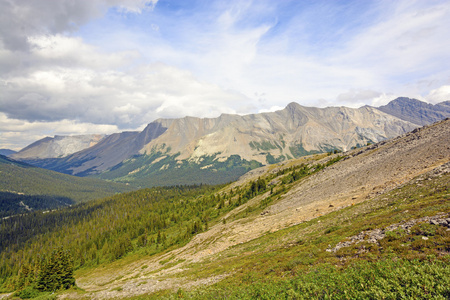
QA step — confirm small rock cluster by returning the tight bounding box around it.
[326,213,450,253]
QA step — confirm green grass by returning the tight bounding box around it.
[132,169,450,299]
[3,148,449,299]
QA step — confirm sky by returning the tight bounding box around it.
[1,0,450,151]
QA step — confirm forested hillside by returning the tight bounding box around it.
[0,119,449,299]
[0,155,134,208]
[0,192,73,219]
[0,152,339,294]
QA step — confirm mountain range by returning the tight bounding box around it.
[2,115,448,299]
[9,97,450,187]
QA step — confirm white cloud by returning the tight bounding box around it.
[370,93,401,107]
[0,0,158,51]
[0,112,120,151]
[425,85,450,104]
[1,61,248,127]
[2,0,450,150]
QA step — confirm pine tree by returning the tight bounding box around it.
[35,247,75,291]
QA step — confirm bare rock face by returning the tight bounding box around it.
[141,103,418,164]
[11,134,105,159]
[12,100,429,181]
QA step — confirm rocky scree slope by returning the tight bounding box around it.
[71,119,450,298]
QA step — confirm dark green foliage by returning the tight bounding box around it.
[35,248,75,291]
[0,155,134,204]
[0,192,74,218]
[281,164,310,184]
[242,178,267,201]
[111,235,134,260]
[248,141,280,151]
[97,153,262,188]
[265,153,285,164]
[12,247,75,297]
[0,185,229,287]
[14,285,41,299]
[289,144,320,158]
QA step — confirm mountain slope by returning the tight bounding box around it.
[376,97,450,126]
[10,134,105,160]
[0,149,16,157]
[0,155,134,205]
[1,119,448,298]
[17,99,450,188]
[20,123,168,177]
[141,103,416,162]
[75,118,449,298]
[16,102,417,188]
[96,103,416,186]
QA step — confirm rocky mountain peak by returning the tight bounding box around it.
[376,97,450,126]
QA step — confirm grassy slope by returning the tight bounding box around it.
[0,155,135,203]
[1,137,449,298]
[132,165,450,299]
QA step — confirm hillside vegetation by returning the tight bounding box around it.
[0,155,134,210]
[0,119,449,299]
[0,153,336,296]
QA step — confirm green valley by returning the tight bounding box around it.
[0,119,449,299]
[0,155,135,216]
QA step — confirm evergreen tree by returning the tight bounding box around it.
[35,248,75,291]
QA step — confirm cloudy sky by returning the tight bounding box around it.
[1,0,450,150]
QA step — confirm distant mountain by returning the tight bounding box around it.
[0,149,16,156]
[2,118,449,299]
[22,123,167,177]
[376,97,450,126]
[0,155,134,205]
[15,102,418,187]
[11,134,105,160]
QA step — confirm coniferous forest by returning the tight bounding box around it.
[0,158,336,293]
[0,179,275,292]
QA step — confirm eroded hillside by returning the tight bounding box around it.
[63,118,450,299]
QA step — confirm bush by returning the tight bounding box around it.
[14,285,40,299]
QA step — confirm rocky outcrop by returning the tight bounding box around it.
[141,103,418,164]
[326,212,450,253]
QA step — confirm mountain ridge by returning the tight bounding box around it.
[10,134,105,160]
[0,154,134,205]
[10,97,449,187]
[2,117,448,299]
[376,97,450,125]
